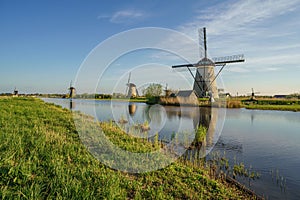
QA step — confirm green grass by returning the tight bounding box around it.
[0,97,255,199]
[190,126,207,148]
[225,98,300,111]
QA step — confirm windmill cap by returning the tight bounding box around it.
[127,83,136,87]
[197,57,215,66]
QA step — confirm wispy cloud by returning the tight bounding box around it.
[166,1,300,67]
[98,9,147,24]
[258,67,281,72]
[248,54,300,65]
[226,66,250,73]
[151,0,300,65]
[180,0,300,35]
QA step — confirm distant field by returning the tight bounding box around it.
[244,104,300,112]
[216,98,300,111]
[0,97,255,199]
[241,98,300,111]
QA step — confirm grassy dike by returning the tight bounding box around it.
[244,104,300,112]
[0,97,255,199]
[242,99,300,112]
[203,98,300,112]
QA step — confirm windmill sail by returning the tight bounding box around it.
[125,72,131,96]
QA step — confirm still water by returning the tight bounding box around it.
[43,98,300,200]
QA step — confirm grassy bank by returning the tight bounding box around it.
[241,98,300,112]
[0,97,256,199]
[244,104,300,112]
[207,98,300,111]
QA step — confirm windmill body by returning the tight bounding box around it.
[68,81,76,98]
[193,57,219,99]
[125,73,139,98]
[69,87,76,98]
[127,83,138,98]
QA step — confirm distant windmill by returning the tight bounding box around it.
[68,81,76,99]
[125,72,139,98]
[248,88,260,101]
[172,27,245,100]
[164,83,172,97]
[13,87,18,96]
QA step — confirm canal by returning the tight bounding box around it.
[43,98,300,200]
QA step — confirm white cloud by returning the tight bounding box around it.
[226,66,250,73]
[152,0,300,64]
[97,14,110,19]
[181,0,300,35]
[176,0,300,56]
[247,54,300,66]
[98,9,147,24]
[148,33,199,64]
[255,67,281,72]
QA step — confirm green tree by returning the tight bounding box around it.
[143,83,163,98]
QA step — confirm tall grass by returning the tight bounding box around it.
[226,100,243,108]
[0,97,255,199]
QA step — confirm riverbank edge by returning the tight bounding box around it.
[40,96,300,112]
[147,97,300,112]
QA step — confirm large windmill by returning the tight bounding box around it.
[125,72,139,98]
[172,27,245,99]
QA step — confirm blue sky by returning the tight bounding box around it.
[1,0,300,95]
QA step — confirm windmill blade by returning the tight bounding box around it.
[212,54,245,65]
[251,88,260,94]
[198,28,203,58]
[125,87,128,97]
[125,72,131,96]
[203,27,207,58]
[127,72,131,84]
[173,55,244,69]
[172,63,195,68]
[125,86,129,97]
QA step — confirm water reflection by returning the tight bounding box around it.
[69,99,75,110]
[128,103,137,116]
[43,98,223,159]
[180,107,220,162]
[140,105,221,159]
[251,112,254,125]
[44,98,222,156]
